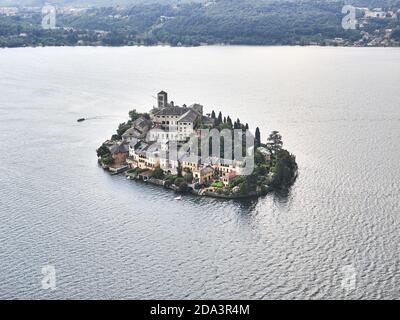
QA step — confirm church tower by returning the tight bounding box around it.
[157,91,168,109]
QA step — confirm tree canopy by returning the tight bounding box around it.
[2,0,399,48]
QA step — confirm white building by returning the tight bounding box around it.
[150,91,204,141]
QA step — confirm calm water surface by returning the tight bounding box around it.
[0,46,399,299]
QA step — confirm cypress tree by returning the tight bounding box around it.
[227,116,232,129]
[255,127,261,148]
[236,118,241,130]
[218,112,223,125]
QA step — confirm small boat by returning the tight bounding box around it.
[77,118,86,122]
[174,196,182,201]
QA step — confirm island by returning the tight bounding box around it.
[96,91,298,199]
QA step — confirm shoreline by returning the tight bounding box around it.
[2,43,400,50]
[123,167,274,200]
[100,163,282,200]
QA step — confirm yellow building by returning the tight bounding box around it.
[193,166,214,184]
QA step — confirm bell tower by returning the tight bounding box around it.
[157,91,168,109]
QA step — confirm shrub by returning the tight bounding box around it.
[211,181,224,188]
[178,182,189,193]
[239,181,248,194]
[229,176,245,188]
[260,185,268,195]
[116,121,132,139]
[97,144,110,158]
[184,172,193,184]
[193,183,202,190]
[101,154,113,166]
[174,177,185,187]
[270,149,298,190]
[151,166,165,180]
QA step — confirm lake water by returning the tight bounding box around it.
[0,46,399,299]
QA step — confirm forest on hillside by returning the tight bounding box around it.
[1,0,400,47]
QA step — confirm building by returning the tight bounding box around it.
[193,166,214,184]
[215,158,241,176]
[122,117,152,142]
[157,91,168,109]
[121,91,244,180]
[110,143,129,166]
[160,148,179,175]
[181,154,201,172]
[152,105,188,129]
[150,91,208,141]
[150,91,203,136]
[147,127,182,142]
[0,7,18,16]
[190,103,203,115]
[128,141,149,169]
[177,108,202,139]
[201,116,215,128]
[221,171,237,186]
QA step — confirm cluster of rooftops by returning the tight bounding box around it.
[103,91,248,184]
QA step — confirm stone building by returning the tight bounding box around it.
[110,143,129,166]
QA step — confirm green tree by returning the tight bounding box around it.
[177,161,183,177]
[101,154,113,166]
[184,172,193,184]
[239,181,248,194]
[217,111,223,125]
[254,149,266,165]
[129,109,150,121]
[255,127,261,148]
[178,182,189,193]
[129,109,140,121]
[151,166,165,180]
[271,149,297,190]
[97,144,110,158]
[260,185,268,195]
[174,177,185,188]
[116,122,131,139]
[211,110,216,119]
[226,116,233,129]
[267,131,283,154]
[236,118,241,129]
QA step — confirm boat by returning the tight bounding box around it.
[174,196,182,200]
[77,118,85,122]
